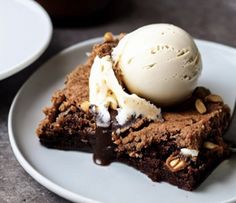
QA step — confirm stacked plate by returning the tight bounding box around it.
[0,0,52,80]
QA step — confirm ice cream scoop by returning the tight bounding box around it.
[112,24,202,106]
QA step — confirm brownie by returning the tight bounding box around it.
[36,36,231,191]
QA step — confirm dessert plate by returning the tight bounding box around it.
[8,38,236,203]
[0,0,52,80]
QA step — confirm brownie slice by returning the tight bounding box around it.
[36,37,231,191]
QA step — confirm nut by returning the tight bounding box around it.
[203,141,219,149]
[205,94,223,103]
[80,101,90,112]
[104,32,114,42]
[195,99,207,114]
[166,155,187,172]
[194,86,211,99]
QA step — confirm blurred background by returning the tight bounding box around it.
[1,0,236,202]
[35,0,236,44]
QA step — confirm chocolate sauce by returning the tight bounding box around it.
[93,126,114,165]
[92,109,118,166]
[92,109,140,165]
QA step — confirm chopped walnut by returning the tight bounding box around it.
[166,154,188,172]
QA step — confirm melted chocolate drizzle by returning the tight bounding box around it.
[93,126,114,165]
[92,109,151,165]
[92,110,118,166]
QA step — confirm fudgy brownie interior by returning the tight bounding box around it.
[36,36,231,191]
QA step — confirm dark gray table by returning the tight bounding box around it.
[1,0,236,202]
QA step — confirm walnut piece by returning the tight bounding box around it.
[205,94,223,103]
[80,101,90,113]
[203,141,220,149]
[166,155,188,172]
[195,99,207,114]
[104,32,114,42]
[194,86,211,99]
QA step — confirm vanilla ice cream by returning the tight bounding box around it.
[112,24,202,106]
[89,55,161,126]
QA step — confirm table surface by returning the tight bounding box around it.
[1,0,236,202]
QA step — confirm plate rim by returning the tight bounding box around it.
[0,0,52,80]
[8,37,236,203]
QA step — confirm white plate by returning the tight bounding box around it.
[0,0,52,80]
[8,38,236,203]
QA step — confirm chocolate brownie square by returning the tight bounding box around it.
[36,37,231,191]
